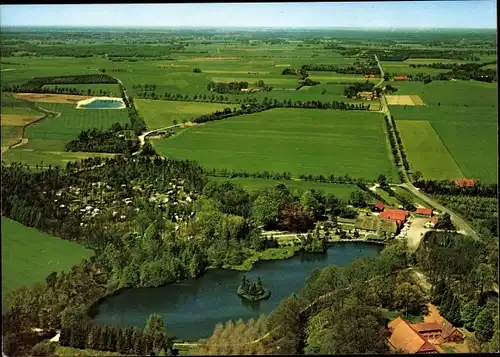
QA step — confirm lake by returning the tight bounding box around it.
[77,98,125,109]
[91,243,383,341]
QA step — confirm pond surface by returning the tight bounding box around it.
[92,243,382,341]
[78,98,124,109]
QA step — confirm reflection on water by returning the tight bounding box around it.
[93,243,382,340]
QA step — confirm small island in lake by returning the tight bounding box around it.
[237,275,270,301]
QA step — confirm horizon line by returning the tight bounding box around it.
[1,25,497,30]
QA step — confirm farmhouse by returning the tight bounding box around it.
[364,74,378,78]
[455,178,476,188]
[424,216,439,228]
[354,215,397,235]
[357,91,375,100]
[379,208,409,228]
[393,76,409,81]
[415,207,433,217]
[388,317,437,354]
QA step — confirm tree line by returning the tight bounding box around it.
[414,179,497,197]
[133,91,371,111]
[301,59,379,75]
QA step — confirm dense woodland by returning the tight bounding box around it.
[416,231,498,352]
[65,123,140,154]
[301,58,379,75]
[1,156,375,355]
[6,74,117,92]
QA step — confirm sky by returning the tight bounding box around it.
[0,2,497,29]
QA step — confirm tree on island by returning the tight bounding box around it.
[238,275,270,301]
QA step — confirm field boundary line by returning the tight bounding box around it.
[427,121,466,179]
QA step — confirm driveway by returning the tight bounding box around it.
[405,217,430,251]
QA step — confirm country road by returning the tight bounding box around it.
[138,124,181,147]
[374,55,480,242]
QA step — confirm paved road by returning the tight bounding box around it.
[374,55,480,241]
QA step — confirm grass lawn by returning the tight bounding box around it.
[1,149,117,168]
[209,176,360,200]
[56,346,120,356]
[230,246,302,271]
[392,106,497,183]
[397,120,464,180]
[1,216,94,299]
[374,188,400,208]
[135,99,232,130]
[153,108,397,182]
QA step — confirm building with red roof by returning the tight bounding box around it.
[388,317,437,354]
[374,201,385,212]
[379,209,409,228]
[455,178,476,188]
[415,207,433,217]
[394,76,409,81]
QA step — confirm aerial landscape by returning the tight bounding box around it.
[1,1,498,356]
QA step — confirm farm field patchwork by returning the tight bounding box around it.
[209,176,360,200]
[1,216,94,299]
[385,95,425,106]
[21,102,130,151]
[389,80,497,107]
[392,106,496,183]
[153,108,397,181]
[396,120,464,180]
[15,93,93,105]
[135,99,233,130]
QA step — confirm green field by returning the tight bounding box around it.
[22,102,129,149]
[209,176,360,200]
[389,80,497,107]
[153,108,397,181]
[397,120,464,180]
[2,101,125,166]
[392,106,496,183]
[136,99,232,130]
[1,216,94,298]
[381,61,450,76]
[42,83,121,97]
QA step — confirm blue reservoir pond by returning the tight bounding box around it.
[78,98,124,109]
[92,243,383,341]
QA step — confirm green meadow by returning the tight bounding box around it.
[136,99,233,130]
[209,176,360,200]
[2,216,93,298]
[154,108,396,181]
[397,120,464,180]
[392,106,497,183]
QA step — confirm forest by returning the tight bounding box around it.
[65,123,140,154]
[1,156,372,355]
[415,231,498,352]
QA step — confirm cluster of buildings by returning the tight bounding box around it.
[393,75,409,81]
[455,178,477,188]
[355,202,440,237]
[388,316,464,353]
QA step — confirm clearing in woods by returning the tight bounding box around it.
[1,216,94,299]
[396,120,464,180]
[153,108,397,181]
[385,95,425,106]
